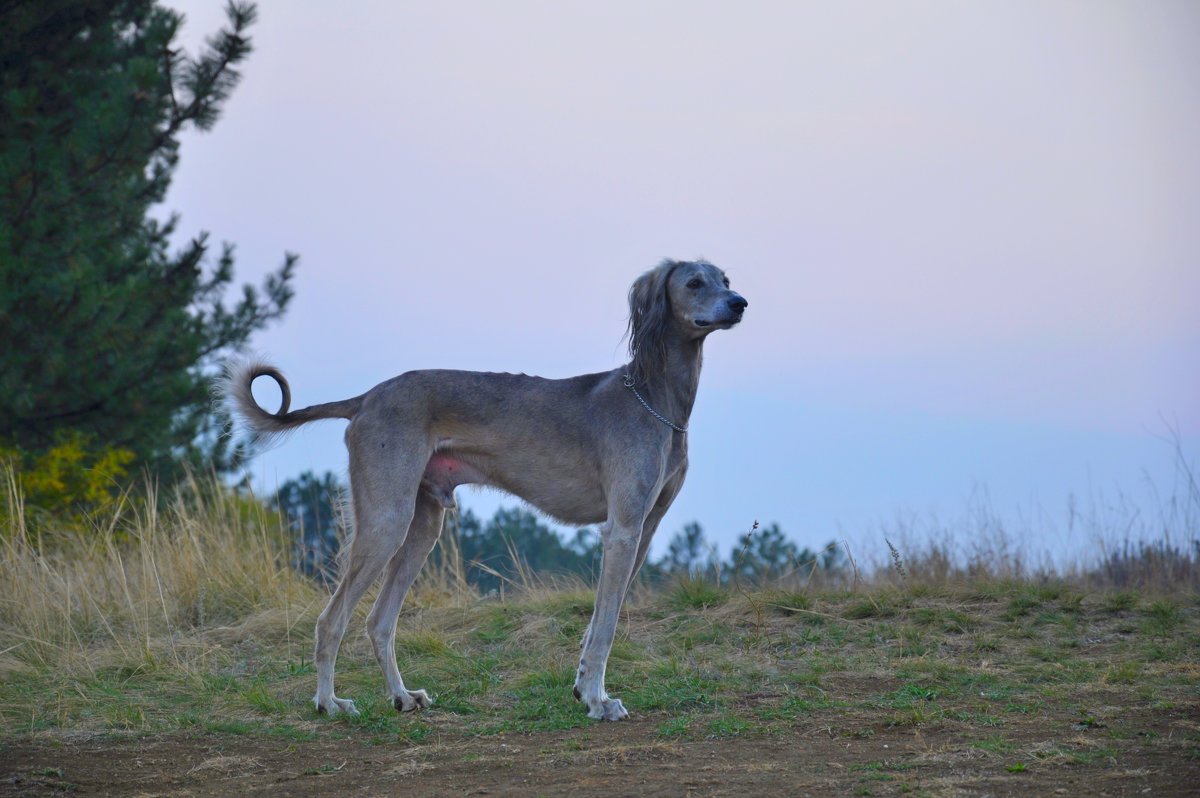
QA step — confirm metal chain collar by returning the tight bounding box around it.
[623,375,688,433]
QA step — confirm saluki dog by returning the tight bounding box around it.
[224,259,747,721]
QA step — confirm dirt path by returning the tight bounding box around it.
[4,708,1197,797]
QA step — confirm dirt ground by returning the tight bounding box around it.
[4,704,1198,798]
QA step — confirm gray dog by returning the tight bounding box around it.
[224,259,747,721]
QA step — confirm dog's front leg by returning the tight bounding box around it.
[574,518,641,721]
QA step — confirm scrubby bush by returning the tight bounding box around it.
[1,433,134,536]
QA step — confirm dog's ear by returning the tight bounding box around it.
[626,260,678,385]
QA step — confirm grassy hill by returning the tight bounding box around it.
[1,477,1197,796]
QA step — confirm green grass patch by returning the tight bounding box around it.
[668,576,728,610]
[704,715,752,737]
[622,660,720,712]
[879,684,938,709]
[475,666,588,734]
[911,606,977,633]
[1104,660,1142,685]
[971,735,1016,754]
[844,596,896,619]
[240,683,289,714]
[897,625,930,657]
[1141,601,1184,636]
[529,590,595,618]
[1101,590,1140,613]
[764,589,812,614]
[472,605,522,643]
[396,629,456,658]
[657,714,694,738]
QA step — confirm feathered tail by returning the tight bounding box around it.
[221,358,363,446]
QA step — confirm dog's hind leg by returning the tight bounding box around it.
[313,433,427,717]
[366,491,446,712]
[312,502,413,715]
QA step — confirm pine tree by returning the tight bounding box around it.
[273,470,344,583]
[445,507,600,592]
[727,522,801,583]
[0,0,294,475]
[659,521,713,576]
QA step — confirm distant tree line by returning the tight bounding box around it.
[272,471,846,589]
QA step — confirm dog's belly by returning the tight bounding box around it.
[420,451,607,525]
[506,475,609,526]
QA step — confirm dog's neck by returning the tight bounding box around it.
[639,329,705,431]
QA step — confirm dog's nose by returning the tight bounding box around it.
[728,294,748,313]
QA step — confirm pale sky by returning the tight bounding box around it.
[167,1,1199,566]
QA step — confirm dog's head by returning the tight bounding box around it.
[627,259,747,382]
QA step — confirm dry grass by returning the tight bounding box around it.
[1,466,1197,750]
[3,464,1198,796]
[860,431,1200,593]
[0,471,330,678]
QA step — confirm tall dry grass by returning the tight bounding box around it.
[3,441,1196,685]
[0,469,330,677]
[853,428,1199,591]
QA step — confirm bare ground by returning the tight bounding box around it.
[4,699,1197,797]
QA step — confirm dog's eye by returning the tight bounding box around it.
[686,278,703,289]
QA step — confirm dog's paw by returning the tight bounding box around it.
[586,696,629,722]
[392,689,433,712]
[314,694,359,717]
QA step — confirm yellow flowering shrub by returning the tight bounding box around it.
[1,432,135,534]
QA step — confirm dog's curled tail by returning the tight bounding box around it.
[222,358,363,446]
